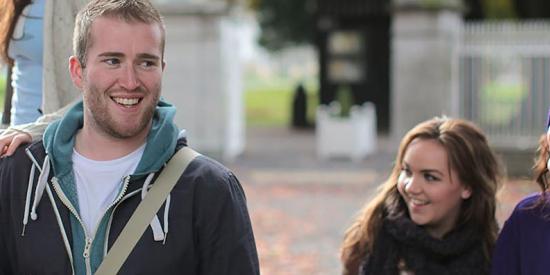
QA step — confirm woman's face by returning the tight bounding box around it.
[397,138,472,239]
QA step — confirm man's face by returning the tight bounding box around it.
[70,16,165,140]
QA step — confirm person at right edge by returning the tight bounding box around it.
[491,109,550,275]
[0,0,259,274]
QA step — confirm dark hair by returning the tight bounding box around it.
[341,117,502,275]
[0,0,31,65]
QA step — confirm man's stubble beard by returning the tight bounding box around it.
[84,84,160,140]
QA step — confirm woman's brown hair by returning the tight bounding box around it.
[0,0,32,65]
[533,134,549,194]
[340,117,502,275]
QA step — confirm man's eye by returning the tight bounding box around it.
[104,58,120,65]
[140,60,157,68]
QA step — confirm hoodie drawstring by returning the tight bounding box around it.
[30,154,51,221]
[21,165,37,236]
[163,194,171,244]
[141,172,169,242]
[22,156,172,245]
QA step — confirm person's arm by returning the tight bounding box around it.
[0,101,73,156]
[195,167,259,275]
[491,205,521,275]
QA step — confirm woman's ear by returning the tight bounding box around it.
[461,185,472,200]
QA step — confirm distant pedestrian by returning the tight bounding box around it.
[491,110,550,275]
[341,117,502,275]
[291,83,309,128]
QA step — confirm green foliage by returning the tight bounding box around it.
[334,85,353,117]
[480,80,525,125]
[417,0,463,9]
[254,0,315,51]
[484,0,516,18]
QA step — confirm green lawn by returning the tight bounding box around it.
[244,77,318,127]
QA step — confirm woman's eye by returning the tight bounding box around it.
[424,173,439,181]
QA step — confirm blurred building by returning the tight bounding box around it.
[152,0,246,160]
[315,0,391,132]
[314,0,550,174]
[313,0,490,134]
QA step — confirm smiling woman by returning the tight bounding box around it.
[340,117,503,275]
[397,138,473,240]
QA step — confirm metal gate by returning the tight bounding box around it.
[459,21,550,148]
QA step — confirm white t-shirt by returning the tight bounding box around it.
[73,144,145,235]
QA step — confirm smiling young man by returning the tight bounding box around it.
[0,0,259,274]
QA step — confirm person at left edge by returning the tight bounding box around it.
[0,0,87,125]
[0,0,259,274]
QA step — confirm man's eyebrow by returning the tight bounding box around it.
[97,52,124,58]
[137,53,161,60]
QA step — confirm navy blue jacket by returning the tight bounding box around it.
[0,140,259,274]
[492,193,550,275]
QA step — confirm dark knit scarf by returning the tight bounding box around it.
[361,213,488,275]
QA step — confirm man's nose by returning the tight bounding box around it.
[120,65,140,91]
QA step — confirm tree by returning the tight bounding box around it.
[248,0,316,51]
[249,0,544,51]
[513,0,550,18]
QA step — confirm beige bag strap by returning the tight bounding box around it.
[95,147,200,275]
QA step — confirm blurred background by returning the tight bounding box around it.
[2,0,549,273]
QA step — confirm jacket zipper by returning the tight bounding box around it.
[51,178,94,275]
[51,175,132,275]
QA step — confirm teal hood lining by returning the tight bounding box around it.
[43,99,180,180]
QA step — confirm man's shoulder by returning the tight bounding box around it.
[0,141,44,197]
[0,140,44,168]
[186,154,234,182]
[180,153,242,196]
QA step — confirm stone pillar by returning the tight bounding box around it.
[391,0,463,140]
[156,1,245,160]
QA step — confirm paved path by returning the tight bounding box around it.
[225,127,539,275]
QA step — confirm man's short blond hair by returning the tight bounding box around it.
[73,0,165,67]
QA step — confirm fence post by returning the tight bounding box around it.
[155,2,245,161]
[390,0,463,140]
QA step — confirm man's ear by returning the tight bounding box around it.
[69,56,84,89]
